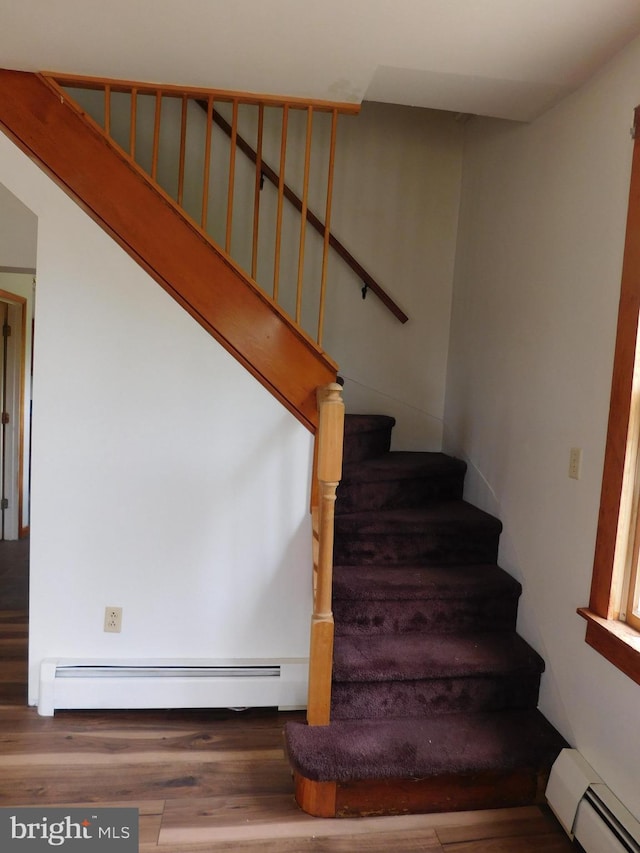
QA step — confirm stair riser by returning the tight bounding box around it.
[333,598,518,636]
[335,768,547,817]
[337,475,464,513]
[294,767,548,818]
[331,674,542,720]
[343,428,392,465]
[334,532,500,566]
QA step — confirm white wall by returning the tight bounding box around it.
[327,103,464,450]
[445,35,640,816]
[0,182,37,270]
[0,131,314,707]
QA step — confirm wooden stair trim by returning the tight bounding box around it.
[293,772,337,818]
[0,69,337,430]
[294,768,549,818]
[46,71,362,114]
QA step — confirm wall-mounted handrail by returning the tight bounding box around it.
[308,382,344,726]
[207,106,409,325]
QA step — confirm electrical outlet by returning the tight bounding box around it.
[104,606,122,633]
[569,447,582,480]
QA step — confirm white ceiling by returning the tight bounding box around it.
[2,0,640,121]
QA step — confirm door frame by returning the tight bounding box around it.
[0,287,27,539]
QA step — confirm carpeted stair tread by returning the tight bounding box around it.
[335,501,503,536]
[333,563,521,602]
[332,632,544,683]
[284,709,566,783]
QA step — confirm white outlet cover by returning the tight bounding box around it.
[104,606,122,633]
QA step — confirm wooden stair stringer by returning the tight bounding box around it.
[0,69,336,431]
[294,767,549,818]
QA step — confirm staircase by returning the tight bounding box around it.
[285,414,566,817]
[0,72,566,804]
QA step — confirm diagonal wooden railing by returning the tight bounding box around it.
[47,73,408,345]
[0,69,340,430]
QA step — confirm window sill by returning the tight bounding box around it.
[578,608,640,686]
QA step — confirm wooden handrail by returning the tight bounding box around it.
[48,72,361,113]
[207,107,409,325]
[307,382,344,726]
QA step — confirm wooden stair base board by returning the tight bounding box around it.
[294,767,550,818]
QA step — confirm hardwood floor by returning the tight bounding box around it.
[0,545,576,851]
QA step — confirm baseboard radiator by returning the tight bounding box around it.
[546,749,640,853]
[37,659,308,717]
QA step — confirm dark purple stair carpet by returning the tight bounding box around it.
[334,501,503,566]
[338,452,467,513]
[285,710,566,783]
[284,412,565,810]
[333,564,521,635]
[333,632,544,682]
[330,632,543,719]
[330,671,542,719]
[342,414,395,465]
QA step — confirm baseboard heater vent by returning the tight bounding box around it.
[55,665,280,678]
[38,658,307,717]
[546,749,640,853]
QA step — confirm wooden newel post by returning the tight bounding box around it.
[307,383,344,726]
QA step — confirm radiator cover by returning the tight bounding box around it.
[37,658,308,716]
[546,748,640,853]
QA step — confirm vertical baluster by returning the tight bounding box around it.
[273,104,289,301]
[251,104,264,281]
[296,107,314,325]
[177,94,188,207]
[151,91,162,181]
[201,96,214,231]
[226,100,238,255]
[104,85,111,137]
[129,87,137,159]
[317,109,338,345]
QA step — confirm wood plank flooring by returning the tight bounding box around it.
[0,551,577,851]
